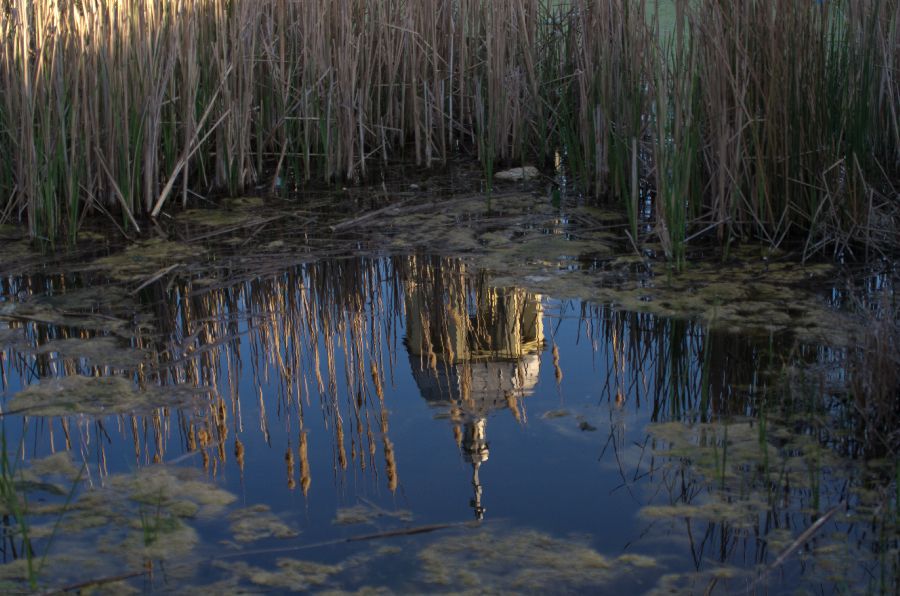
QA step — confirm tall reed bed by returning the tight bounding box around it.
[0,0,897,256]
[553,0,899,259]
[556,0,655,239]
[689,0,900,253]
[0,0,550,243]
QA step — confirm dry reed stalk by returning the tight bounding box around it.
[558,0,654,206]
[0,0,896,254]
[691,0,899,250]
[0,0,551,241]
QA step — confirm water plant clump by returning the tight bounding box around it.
[212,558,344,592]
[228,505,299,543]
[418,528,657,591]
[0,457,239,591]
[36,337,147,369]
[7,375,205,417]
[333,502,414,526]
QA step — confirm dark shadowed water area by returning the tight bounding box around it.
[0,171,897,594]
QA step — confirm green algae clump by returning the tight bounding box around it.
[88,238,203,281]
[37,337,147,369]
[28,451,83,483]
[228,505,299,542]
[216,558,343,591]
[8,375,200,416]
[0,462,239,592]
[418,529,655,591]
[333,502,414,526]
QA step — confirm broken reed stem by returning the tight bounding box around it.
[0,0,896,257]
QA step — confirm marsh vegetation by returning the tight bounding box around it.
[0,0,897,593]
[0,0,897,259]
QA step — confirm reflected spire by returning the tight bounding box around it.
[462,418,489,520]
[403,257,544,519]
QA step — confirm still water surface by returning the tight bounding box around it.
[0,253,894,593]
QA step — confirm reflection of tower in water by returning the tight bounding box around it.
[404,258,543,520]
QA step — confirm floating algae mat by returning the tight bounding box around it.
[84,238,205,282]
[7,375,205,416]
[0,200,895,593]
[418,529,657,591]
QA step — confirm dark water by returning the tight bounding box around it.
[0,254,896,594]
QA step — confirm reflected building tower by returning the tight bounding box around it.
[403,257,544,520]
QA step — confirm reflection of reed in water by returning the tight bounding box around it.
[1,260,889,585]
[0,258,789,496]
[402,256,544,519]
[141,257,406,494]
[0,258,775,493]
[0,259,408,495]
[1,257,541,500]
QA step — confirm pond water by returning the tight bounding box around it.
[0,198,897,593]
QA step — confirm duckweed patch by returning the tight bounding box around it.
[112,466,237,516]
[0,238,39,271]
[70,467,233,572]
[375,194,618,267]
[475,230,615,273]
[647,419,841,489]
[494,166,540,181]
[178,210,256,229]
[386,212,479,253]
[640,500,769,528]
[0,553,122,588]
[208,538,412,593]
[0,559,31,582]
[114,516,200,567]
[317,587,394,596]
